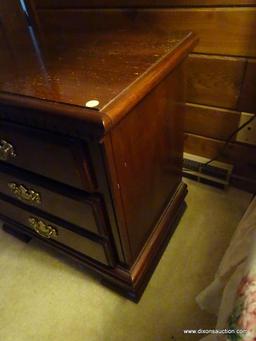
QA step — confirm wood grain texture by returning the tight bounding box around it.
[33,0,256,8]
[0,26,13,86]
[238,60,256,113]
[185,133,242,161]
[102,135,133,265]
[28,3,256,192]
[1,19,188,111]
[103,33,198,126]
[110,65,185,261]
[0,7,196,135]
[0,4,193,300]
[185,103,241,140]
[0,195,114,266]
[0,163,107,236]
[0,0,40,69]
[0,0,30,47]
[0,122,96,191]
[186,54,246,109]
[2,182,188,301]
[36,8,256,57]
[135,8,256,57]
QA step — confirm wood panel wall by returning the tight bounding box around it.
[28,1,256,191]
[33,1,256,8]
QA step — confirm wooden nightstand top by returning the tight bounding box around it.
[0,11,197,136]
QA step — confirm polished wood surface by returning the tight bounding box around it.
[0,195,113,266]
[0,164,107,236]
[108,65,185,261]
[0,4,195,300]
[0,0,35,59]
[2,182,188,302]
[0,122,95,191]
[102,34,197,126]
[24,3,256,191]
[0,10,193,113]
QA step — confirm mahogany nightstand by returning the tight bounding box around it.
[0,10,197,301]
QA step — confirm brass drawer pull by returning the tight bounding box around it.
[28,217,58,239]
[0,139,16,161]
[8,183,41,204]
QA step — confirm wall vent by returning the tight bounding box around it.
[183,152,233,189]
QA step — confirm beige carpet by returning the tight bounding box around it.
[0,179,252,341]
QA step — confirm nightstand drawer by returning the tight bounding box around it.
[0,197,114,266]
[0,165,107,236]
[0,122,95,191]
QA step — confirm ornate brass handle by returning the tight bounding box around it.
[28,217,58,239]
[8,183,41,204]
[0,139,16,161]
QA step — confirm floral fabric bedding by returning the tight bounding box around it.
[227,273,256,340]
[197,196,256,341]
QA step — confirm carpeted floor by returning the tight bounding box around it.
[0,179,252,341]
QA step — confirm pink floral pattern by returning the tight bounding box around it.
[227,275,256,340]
